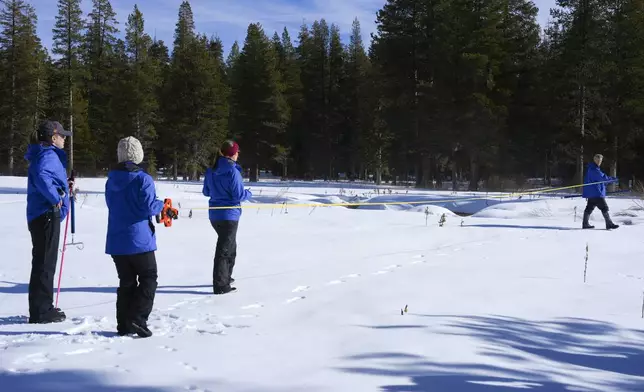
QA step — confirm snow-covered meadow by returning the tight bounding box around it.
[1,176,643,391]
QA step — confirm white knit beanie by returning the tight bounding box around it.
[117,136,144,164]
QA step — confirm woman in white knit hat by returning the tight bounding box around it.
[105,136,172,337]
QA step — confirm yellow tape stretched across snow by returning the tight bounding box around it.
[185,180,617,211]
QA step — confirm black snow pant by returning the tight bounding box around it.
[583,197,617,228]
[28,208,61,320]
[211,220,239,292]
[584,197,609,215]
[112,251,158,332]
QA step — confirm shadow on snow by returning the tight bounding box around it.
[340,314,644,391]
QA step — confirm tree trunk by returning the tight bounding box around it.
[610,136,618,192]
[577,84,586,189]
[173,150,178,181]
[136,112,141,139]
[251,164,259,183]
[375,146,383,185]
[544,151,548,186]
[452,164,458,192]
[468,153,480,191]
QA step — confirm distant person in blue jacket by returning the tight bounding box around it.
[202,140,252,294]
[582,154,619,230]
[105,136,174,337]
[25,120,73,324]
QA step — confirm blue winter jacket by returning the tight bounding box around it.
[105,162,164,256]
[202,157,252,222]
[582,162,618,199]
[25,144,70,223]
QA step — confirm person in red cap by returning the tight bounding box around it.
[202,140,252,294]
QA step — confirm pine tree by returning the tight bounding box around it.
[344,18,371,179]
[0,0,46,174]
[326,23,345,179]
[296,20,332,177]
[599,0,644,186]
[445,0,507,190]
[273,27,301,178]
[293,23,313,176]
[226,40,240,73]
[163,2,228,180]
[123,5,159,160]
[230,23,288,181]
[497,0,543,180]
[51,0,87,173]
[164,0,197,179]
[549,0,610,184]
[84,0,118,170]
[371,0,438,186]
[148,38,170,176]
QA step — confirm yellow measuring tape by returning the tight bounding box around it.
[184,180,616,211]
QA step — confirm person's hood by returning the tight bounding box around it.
[25,143,67,167]
[107,161,144,192]
[213,156,242,176]
[587,162,600,171]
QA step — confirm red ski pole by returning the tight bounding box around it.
[55,211,71,309]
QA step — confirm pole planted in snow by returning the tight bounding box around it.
[584,243,589,283]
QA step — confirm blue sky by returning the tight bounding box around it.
[31,0,558,56]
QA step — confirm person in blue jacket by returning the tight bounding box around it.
[202,140,252,294]
[105,136,174,337]
[582,154,619,230]
[25,120,73,324]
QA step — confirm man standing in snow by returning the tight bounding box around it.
[582,154,619,230]
[105,137,173,337]
[202,140,252,295]
[25,120,73,324]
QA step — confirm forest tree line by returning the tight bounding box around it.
[1,0,644,190]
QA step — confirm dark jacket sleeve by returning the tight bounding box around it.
[33,155,63,206]
[139,174,164,217]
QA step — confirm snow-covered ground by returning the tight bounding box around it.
[1,176,643,391]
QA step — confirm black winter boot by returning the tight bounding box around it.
[29,307,66,324]
[602,211,619,230]
[582,212,594,229]
[131,321,153,338]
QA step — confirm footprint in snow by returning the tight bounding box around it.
[220,314,258,320]
[112,365,130,373]
[292,285,310,293]
[159,345,178,352]
[284,296,305,304]
[15,353,52,365]
[64,348,94,356]
[327,279,345,285]
[181,362,198,371]
[241,303,264,310]
[341,273,361,279]
[185,386,212,392]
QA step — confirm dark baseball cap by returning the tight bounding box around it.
[38,120,72,138]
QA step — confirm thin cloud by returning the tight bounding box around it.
[30,0,556,55]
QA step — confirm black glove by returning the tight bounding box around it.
[166,207,178,220]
